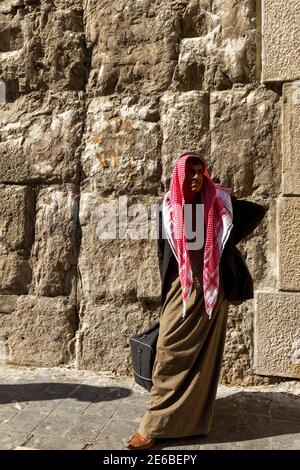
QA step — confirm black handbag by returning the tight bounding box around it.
[129,323,159,392]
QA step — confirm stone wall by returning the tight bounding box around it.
[254,0,300,380]
[0,0,298,385]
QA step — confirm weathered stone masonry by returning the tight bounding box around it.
[0,0,298,385]
[254,0,300,380]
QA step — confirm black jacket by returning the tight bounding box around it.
[157,196,267,306]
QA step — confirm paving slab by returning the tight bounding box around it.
[0,430,29,450]
[25,434,86,450]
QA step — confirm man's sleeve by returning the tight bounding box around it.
[231,196,267,245]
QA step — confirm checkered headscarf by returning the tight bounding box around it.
[162,153,233,319]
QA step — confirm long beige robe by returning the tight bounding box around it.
[137,264,229,439]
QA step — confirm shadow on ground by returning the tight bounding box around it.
[0,383,132,403]
[154,391,300,449]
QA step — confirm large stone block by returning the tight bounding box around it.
[38,6,88,92]
[261,0,300,82]
[254,291,300,378]
[3,295,76,367]
[221,301,264,386]
[78,192,161,304]
[31,184,78,297]
[77,299,160,374]
[237,219,273,290]
[238,198,277,290]
[84,0,179,95]
[0,295,18,353]
[160,90,209,186]
[211,0,256,34]
[0,92,84,183]
[210,86,280,290]
[81,96,162,195]
[282,83,300,196]
[210,85,281,198]
[0,2,87,93]
[278,197,300,291]
[0,184,35,254]
[0,252,31,294]
[174,0,256,91]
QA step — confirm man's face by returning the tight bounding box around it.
[186,162,204,193]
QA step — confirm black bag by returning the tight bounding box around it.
[129,323,159,392]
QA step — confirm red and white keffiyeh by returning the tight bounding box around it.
[162,154,233,319]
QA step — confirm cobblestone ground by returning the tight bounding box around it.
[0,366,299,450]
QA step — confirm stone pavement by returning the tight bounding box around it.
[0,365,299,450]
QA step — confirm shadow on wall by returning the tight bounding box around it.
[0,383,132,403]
